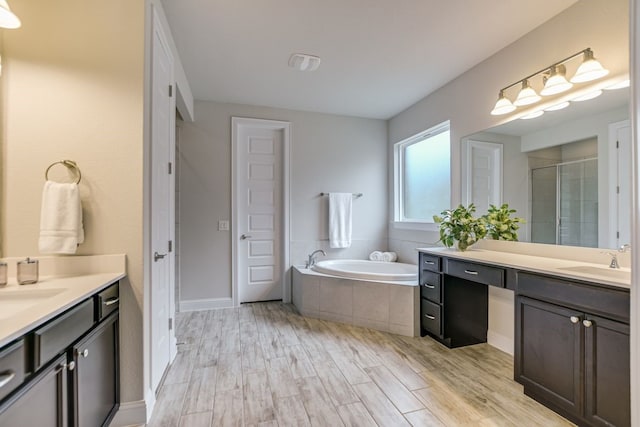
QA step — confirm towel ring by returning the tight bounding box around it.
[45,160,82,184]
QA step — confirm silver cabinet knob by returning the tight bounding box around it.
[583,319,593,328]
[81,349,89,358]
[59,361,75,372]
[240,234,252,240]
[570,316,580,324]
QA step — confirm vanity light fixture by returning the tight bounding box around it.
[540,65,572,96]
[513,80,541,106]
[490,90,517,115]
[490,48,609,116]
[570,49,609,83]
[0,0,20,29]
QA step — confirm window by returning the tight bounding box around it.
[394,121,451,226]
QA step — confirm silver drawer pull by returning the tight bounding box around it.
[464,270,479,275]
[0,371,15,389]
[58,361,75,372]
[104,297,119,306]
[423,284,436,289]
[424,314,436,320]
[425,260,435,265]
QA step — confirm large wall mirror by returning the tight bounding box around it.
[463,84,629,250]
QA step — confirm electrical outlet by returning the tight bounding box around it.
[218,220,229,231]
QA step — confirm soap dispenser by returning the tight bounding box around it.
[17,257,38,285]
[0,261,6,287]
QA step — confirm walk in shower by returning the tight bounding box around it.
[530,158,598,247]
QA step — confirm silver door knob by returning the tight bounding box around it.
[154,252,167,262]
[240,234,252,240]
[582,319,593,328]
[570,316,580,324]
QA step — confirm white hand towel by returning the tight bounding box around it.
[39,181,84,254]
[369,251,383,261]
[329,192,352,248]
[381,252,397,262]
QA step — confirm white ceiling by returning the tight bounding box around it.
[160,0,578,119]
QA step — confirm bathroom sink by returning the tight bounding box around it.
[0,288,66,320]
[558,265,631,282]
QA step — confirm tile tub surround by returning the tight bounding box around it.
[292,267,419,337]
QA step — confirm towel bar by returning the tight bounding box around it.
[319,192,363,198]
[45,160,82,184]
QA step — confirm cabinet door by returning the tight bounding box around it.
[71,312,119,427]
[0,354,68,427]
[516,297,583,416]
[584,315,630,427]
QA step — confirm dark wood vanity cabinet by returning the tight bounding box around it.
[516,272,630,427]
[0,281,120,427]
[0,354,69,427]
[70,311,119,427]
[419,253,498,348]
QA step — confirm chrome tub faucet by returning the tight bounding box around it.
[306,249,326,268]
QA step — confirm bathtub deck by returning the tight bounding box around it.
[148,302,575,427]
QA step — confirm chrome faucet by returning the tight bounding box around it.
[306,249,326,268]
[606,244,631,269]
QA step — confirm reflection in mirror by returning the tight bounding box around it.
[463,84,629,249]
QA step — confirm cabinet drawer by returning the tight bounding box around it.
[446,259,504,288]
[420,299,442,336]
[517,272,630,323]
[34,299,94,369]
[97,282,119,321]
[420,254,441,272]
[0,340,25,401]
[420,271,441,303]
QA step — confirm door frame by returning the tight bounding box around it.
[147,6,177,397]
[231,117,291,306]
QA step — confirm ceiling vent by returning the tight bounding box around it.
[288,53,321,72]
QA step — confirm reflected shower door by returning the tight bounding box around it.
[531,166,558,244]
[557,159,598,247]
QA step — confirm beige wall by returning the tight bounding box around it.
[178,101,388,305]
[388,0,629,353]
[1,0,146,402]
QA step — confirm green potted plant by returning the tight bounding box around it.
[433,204,487,251]
[482,203,525,241]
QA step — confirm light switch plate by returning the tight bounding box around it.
[218,220,230,231]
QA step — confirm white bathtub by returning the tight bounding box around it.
[292,263,419,337]
[312,259,417,281]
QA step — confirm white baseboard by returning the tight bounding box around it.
[179,297,234,312]
[108,400,148,427]
[487,330,514,355]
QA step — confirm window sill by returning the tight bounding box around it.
[391,221,439,232]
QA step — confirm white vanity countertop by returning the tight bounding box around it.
[417,247,630,290]
[0,254,126,348]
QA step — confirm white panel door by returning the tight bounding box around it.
[610,121,632,247]
[150,11,175,393]
[466,140,503,214]
[237,125,283,303]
